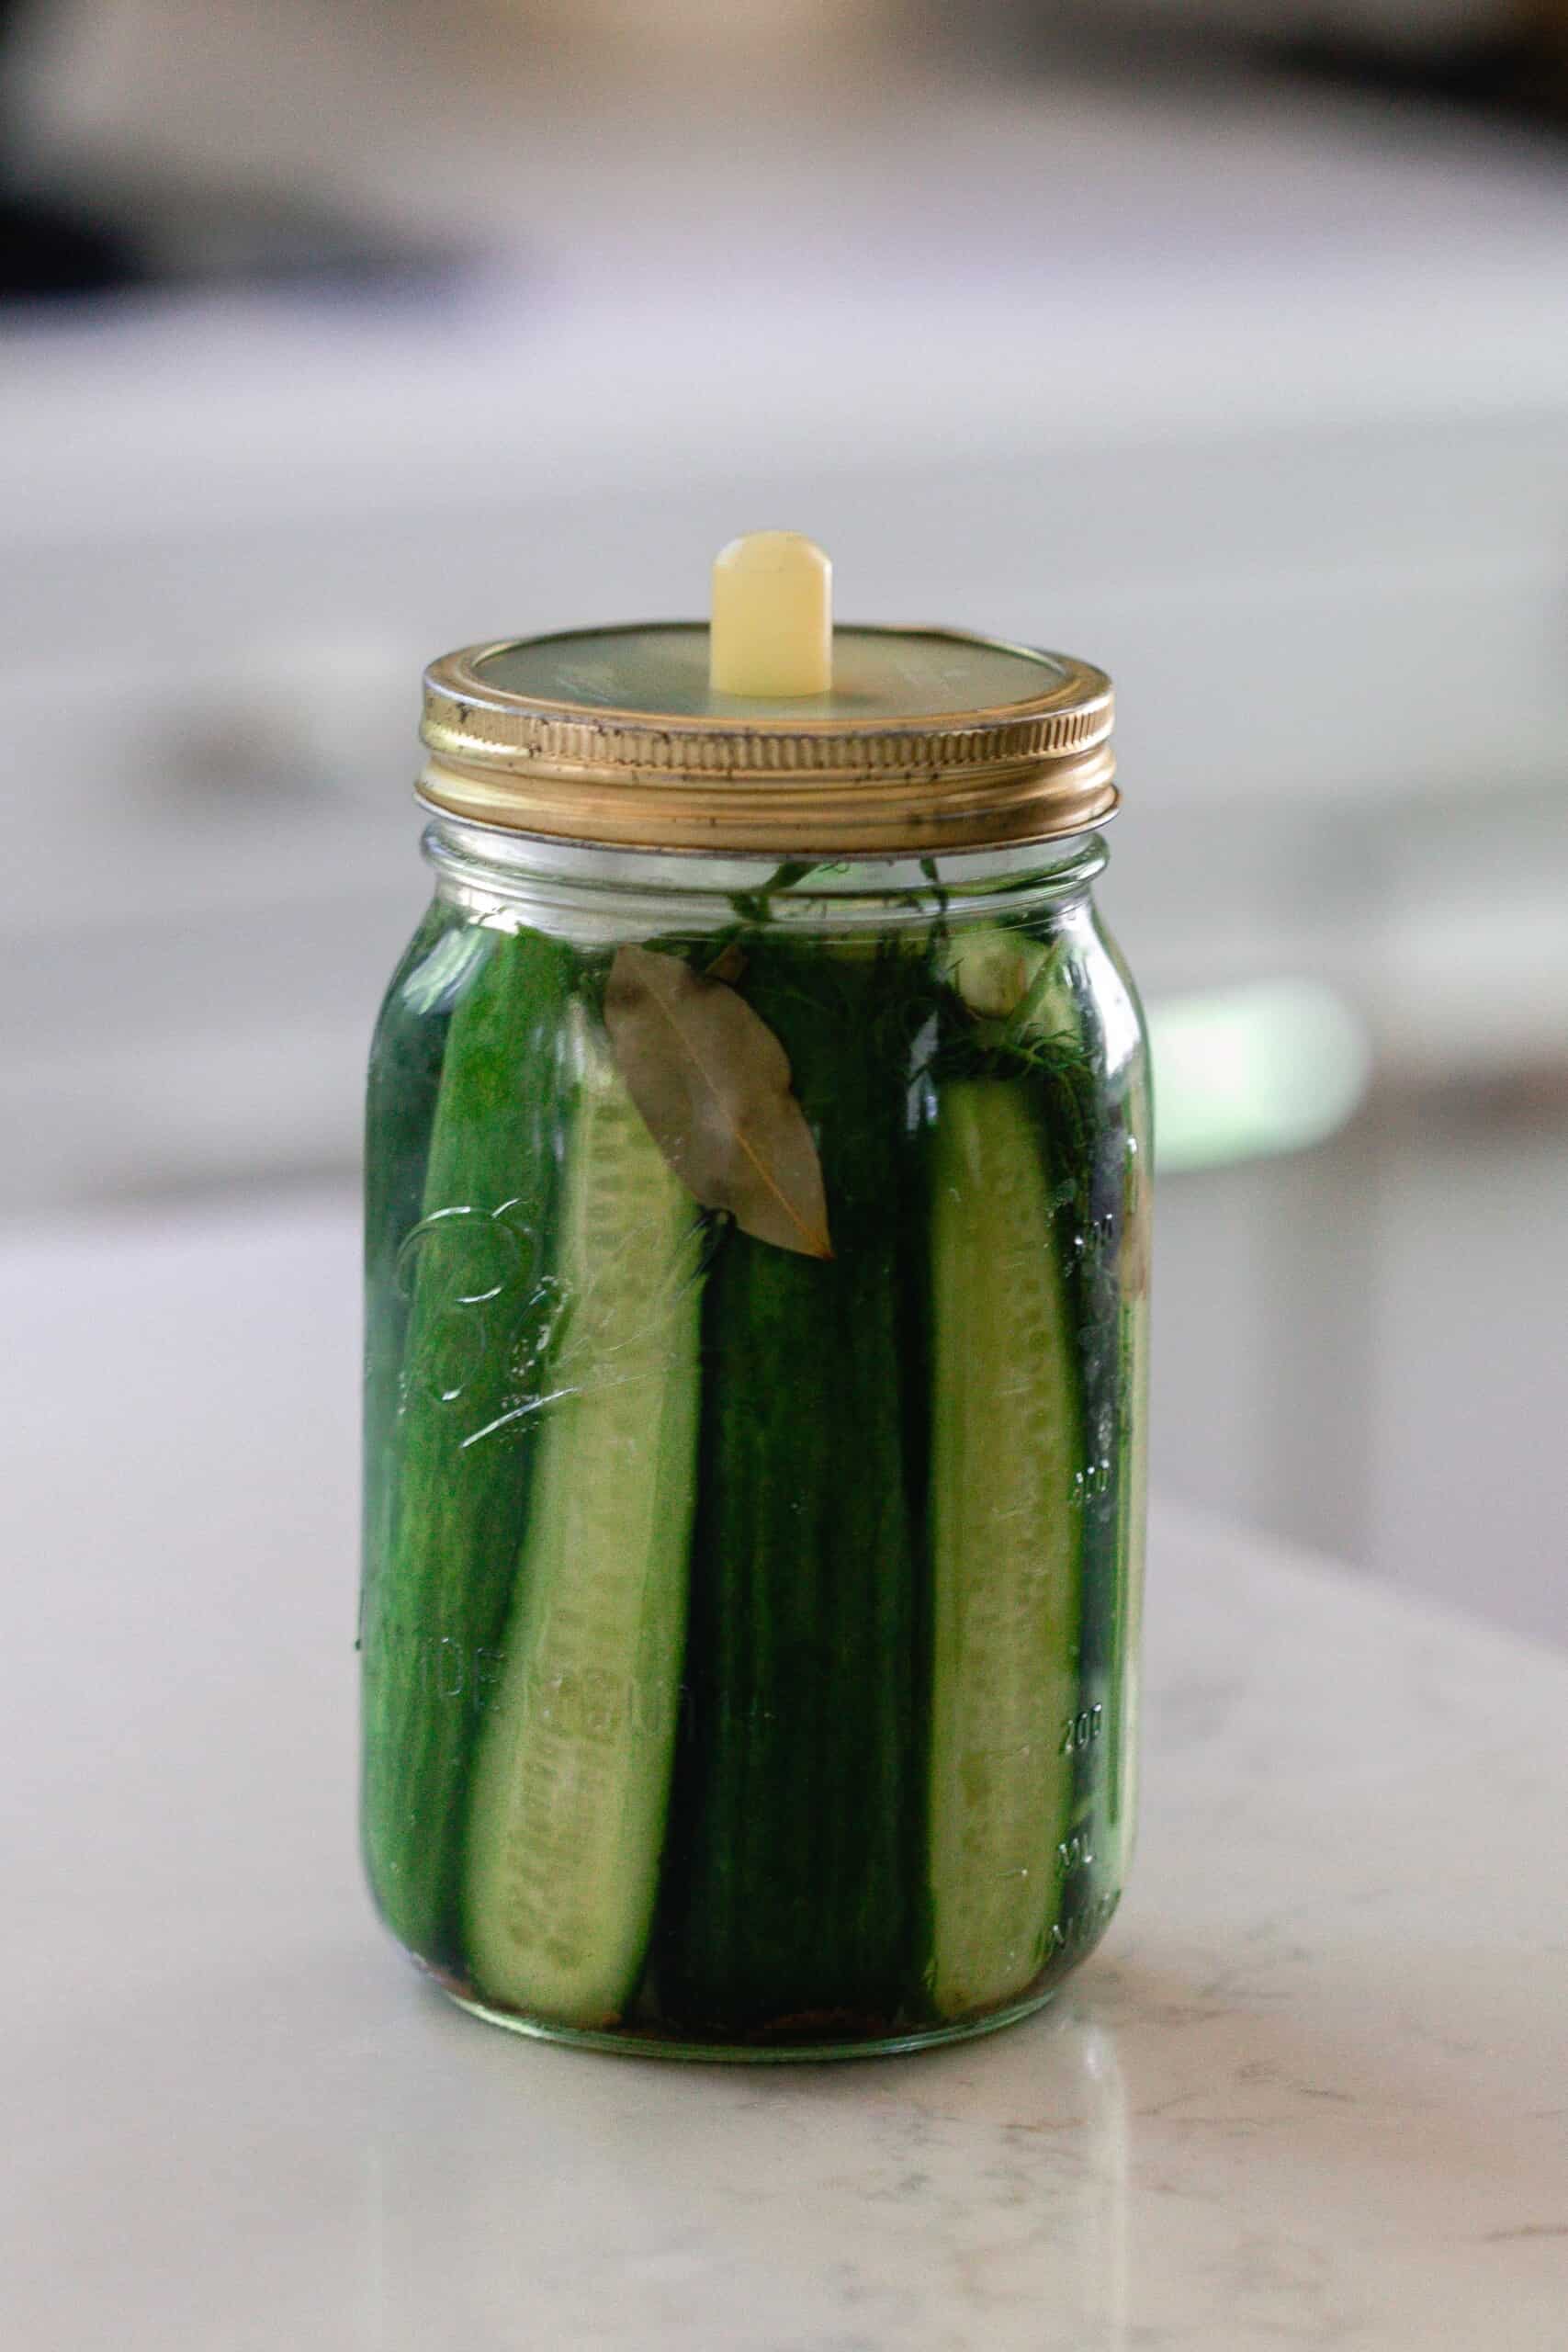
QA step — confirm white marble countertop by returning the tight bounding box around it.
[3,1196,1565,2348]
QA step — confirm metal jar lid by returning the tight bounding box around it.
[418,543,1115,857]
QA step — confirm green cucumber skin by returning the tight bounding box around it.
[925,1077,1086,2018]
[1055,1060,1131,1941]
[361,907,492,1647]
[1105,931,1153,1873]
[653,941,930,2036]
[998,918,1150,1933]
[1053,937,1148,1918]
[1112,1261,1150,1869]
[460,1047,705,2027]
[360,923,577,1970]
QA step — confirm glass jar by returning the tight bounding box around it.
[359,571,1150,2060]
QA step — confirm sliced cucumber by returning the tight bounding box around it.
[941,918,1148,1953]
[461,1035,705,2028]
[927,1078,1084,2018]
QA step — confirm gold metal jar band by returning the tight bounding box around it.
[419,628,1116,856]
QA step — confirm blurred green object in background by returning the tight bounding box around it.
[1150,980,1371,1174]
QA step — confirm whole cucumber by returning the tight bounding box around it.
[360,924,577,1970]
[653,937,931,2039]
[361,908,491,1643]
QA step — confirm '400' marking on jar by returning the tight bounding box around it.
[1072,1208,1119,1264]
[1069,1395,1118,1511]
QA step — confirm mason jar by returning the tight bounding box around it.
[359,546,1150,2059]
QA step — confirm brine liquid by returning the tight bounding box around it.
[359,900,1149,2055]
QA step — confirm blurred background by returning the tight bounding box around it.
[2,0,1564,1639]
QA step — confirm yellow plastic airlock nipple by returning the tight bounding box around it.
[709,531,833,697]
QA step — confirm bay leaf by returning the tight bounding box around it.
[604,944,832,1260]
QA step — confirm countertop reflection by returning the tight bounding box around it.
[2,1196,1564,2347]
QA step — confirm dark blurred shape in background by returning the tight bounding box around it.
[1073,0,1568,125]
[1,0,1564,1639]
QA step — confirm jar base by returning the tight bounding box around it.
[435,1979,1070,2064]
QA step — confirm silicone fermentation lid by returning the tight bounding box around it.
[420,534,1115,855]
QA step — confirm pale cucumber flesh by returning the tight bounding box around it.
[461,1045,705,2026]
[927,1078,1085,2018]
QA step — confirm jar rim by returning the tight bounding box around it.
[418,805,1109,943]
